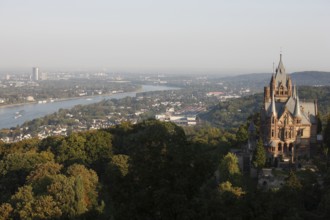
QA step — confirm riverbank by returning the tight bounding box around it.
[0,91,132,109]
[0,102,37,109]
[0,85,180,129]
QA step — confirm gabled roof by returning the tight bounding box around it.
[264,96,316,124]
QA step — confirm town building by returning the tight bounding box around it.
[32,67,39,81]
[260,54,318,166]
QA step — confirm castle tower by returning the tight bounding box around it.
[260,54,318,167]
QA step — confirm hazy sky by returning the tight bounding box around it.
[0,0,329,74]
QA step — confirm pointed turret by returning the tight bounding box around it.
[270,74,275,91]
[293,87,302,118]
[287,76,292,95]
[292,84,297,99]
[268,90,277,117]
[273,54,288,97]
[276,54,286,74]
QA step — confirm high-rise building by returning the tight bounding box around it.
[260,55,318,166]
[32,67,39,81]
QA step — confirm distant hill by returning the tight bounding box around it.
[219,71,330,91]
[291,71,330,86]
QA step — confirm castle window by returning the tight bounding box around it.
[272,117,275,124]
[271,130,274,137]
[279,128,284,139]
[284,143,288,152]
[278,143,282,151]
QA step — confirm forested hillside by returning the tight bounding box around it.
[1,120,330,219]
[200,85,330,129]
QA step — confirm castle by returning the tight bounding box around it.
[260,55,318,166]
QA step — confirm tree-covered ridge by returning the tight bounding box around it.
[0,120,329,219]
[200,85,330,129]
[199,93,263,129]
[218,71,330,91]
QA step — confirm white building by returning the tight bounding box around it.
[32,67,39,81]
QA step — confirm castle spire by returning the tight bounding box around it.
[294,87,302,118]
[276,54,286,75]
[269,90,277,117]
[292,84,297,99]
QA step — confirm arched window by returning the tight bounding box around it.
[271,129,274,137]
[278,143,282,151]
[289,143,293,152]
[284,143,288,152]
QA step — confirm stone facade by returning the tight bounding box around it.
[261,55,318,166]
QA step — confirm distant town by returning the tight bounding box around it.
[1,68,330,143]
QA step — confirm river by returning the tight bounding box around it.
[0,85,178,129]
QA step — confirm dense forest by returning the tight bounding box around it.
[1,119,330,219]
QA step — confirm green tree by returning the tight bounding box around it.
[31,195,62,219]
[0,203,13,220]
[236,124,248,145]
[84,130,113,173]
[218,181,245,197]
[66,164,99,211]
[0,151,54,202]
[26,162,63,194]
[110,154,129,177]
[47,174,76,217]
[285,170,302,191]
[219,152,241,185]
[10,185,34,220]
[57,133,87,165]
[252,139,266,173]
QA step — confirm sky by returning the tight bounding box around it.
[0,0,329,74]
